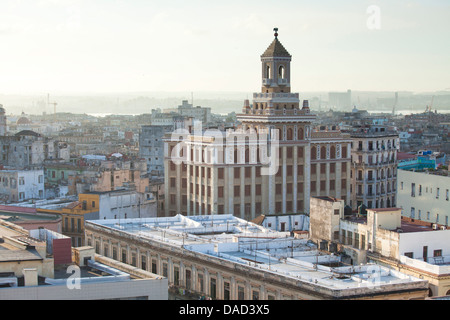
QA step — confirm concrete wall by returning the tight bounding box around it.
[397,169,450,225]
[0,277,168,300]
[399,229,450,260]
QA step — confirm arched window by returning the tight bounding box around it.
[278,65,285,79]
[266,65,271,79]
[311,146,316,160]
[286,128,293,141]
[298,127,304,140]
[321,146,326,160]
[330,145,336,159]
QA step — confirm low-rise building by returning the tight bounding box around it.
[0,168,45,203]
[0,220,167,300]
[397,168,449,226]
[79,189,157,220]
[309,196,450,297]
[85,214,429,300]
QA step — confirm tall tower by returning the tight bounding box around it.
[261,28,292,94]
[0,104,6,136]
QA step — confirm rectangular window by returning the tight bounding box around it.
[234,168,240,179]
[224,282,231,300]
[163,263,168,277]
[255,184,261,196]
[141,255,147,270]
[433,250,442,257]
[234,186,240,197]
[238,286,245,300]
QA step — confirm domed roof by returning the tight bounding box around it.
[17,116,32,125]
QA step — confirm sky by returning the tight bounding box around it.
[0,0,449,95]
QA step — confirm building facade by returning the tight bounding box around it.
[350,126,399,210]
[397,169,449,226]
[0,105,6,136]
[309,197,450,297]
[164,31,351,219]
[0,169,45,203]
[85,214,429,300]
[140,125,174,176]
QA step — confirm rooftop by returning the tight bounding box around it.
[87,214,427,295]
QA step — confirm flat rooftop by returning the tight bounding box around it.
[88,214,427,293]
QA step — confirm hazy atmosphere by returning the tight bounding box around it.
[1,0,450,115]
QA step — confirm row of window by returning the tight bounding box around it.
[410,208,449,225]
[408,183,449,200]
[90,237,283,300]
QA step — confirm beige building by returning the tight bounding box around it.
[164,31,351,219]
[0,220,167,300]
[309,197,450,297]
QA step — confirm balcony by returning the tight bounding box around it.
[278,78,288,86]
[262,78,271,86]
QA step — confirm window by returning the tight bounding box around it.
[411,183,415,197]
[224,282,231,300]
[238,286,245,300]
[433,250,442,257]
[141,255,147,271]
[234,186,240,197]
[404,252,414,258]
[436,188,440,199]
[334,209,340,215]
[234,167,240,179]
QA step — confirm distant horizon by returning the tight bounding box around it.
[1,1,449,95]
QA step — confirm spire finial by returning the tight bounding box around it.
[274,27,278,39]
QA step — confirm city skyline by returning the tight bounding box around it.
[1,0,450,96]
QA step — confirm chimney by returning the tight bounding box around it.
[23,268,38,287]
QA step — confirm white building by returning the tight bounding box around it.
[0,169,45,203]
[252,213,309,232]
[309,196,450,297]
[85,214,429,300]
[88,190,157,220]
[0,222,167,300]
[397,169,450,226]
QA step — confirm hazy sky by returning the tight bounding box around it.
[0,0,449,95]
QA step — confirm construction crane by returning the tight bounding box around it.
[425,96,434,113]
[47,93,58,115]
